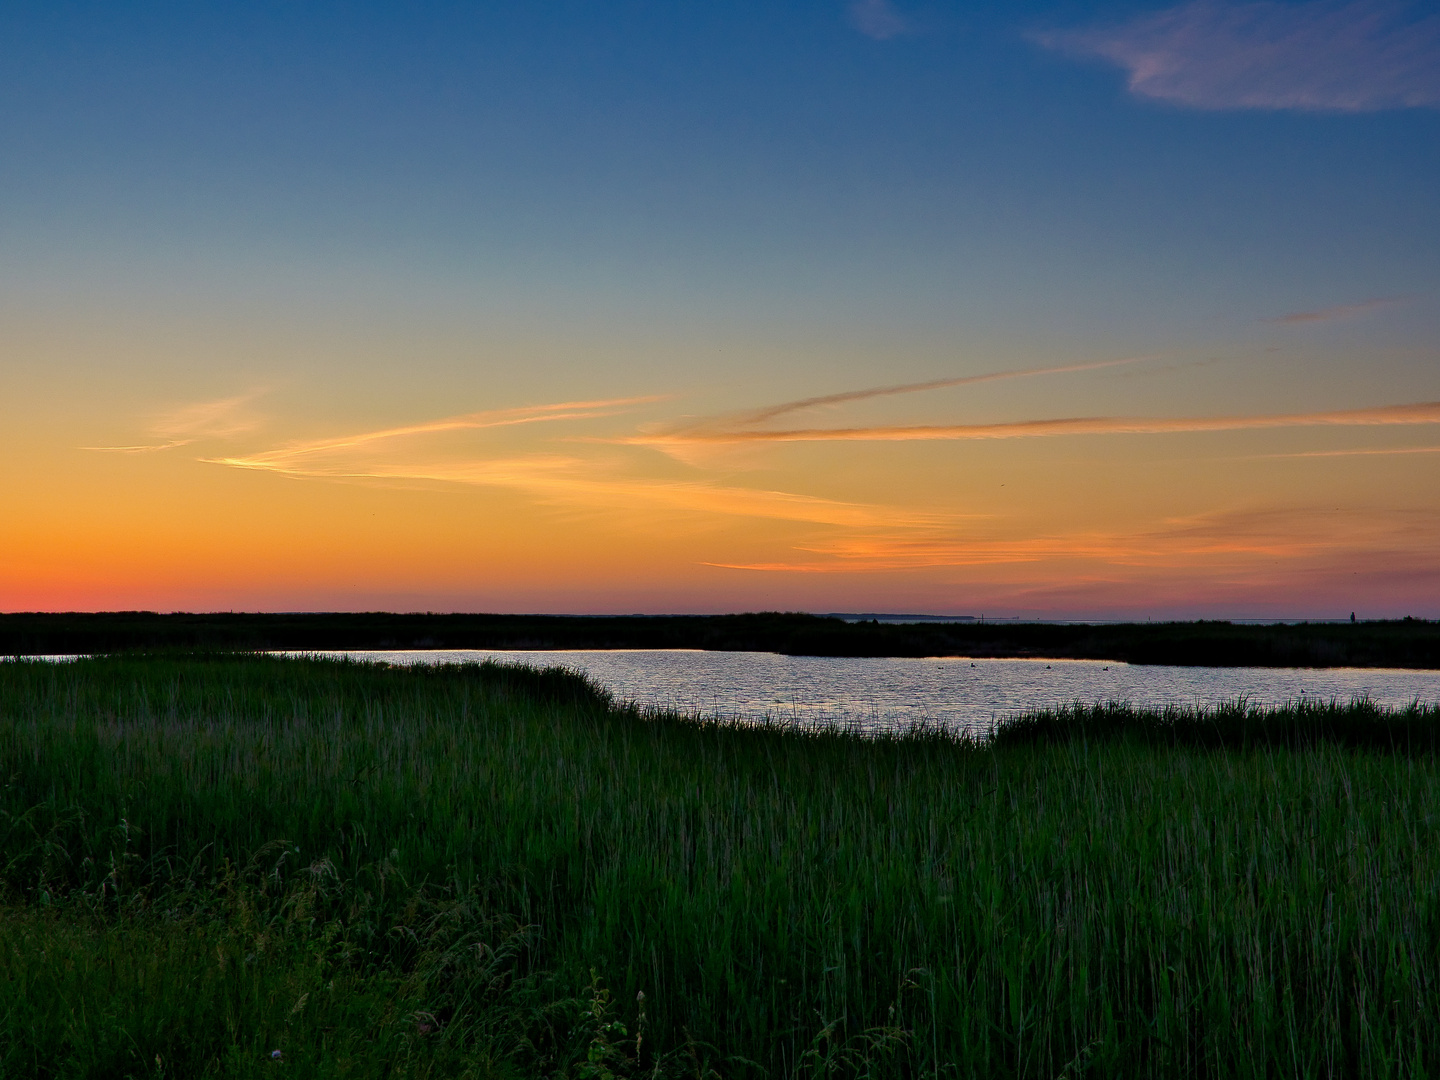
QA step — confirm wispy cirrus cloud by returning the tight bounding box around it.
[631,400,1440,448]
[628,355,1160,458]
[1034,0,1440,112]
[1263,444,1440,457]
[215,451,952,529]
[80,439,195,454]
[206,401,956,530]
[223,395,663,470]
[82,390,269,453]
[720,355,1157,428]
[85,393,660,456]
[1270,296,1404,323]
[97,390,951,529]
[848,0,910,40]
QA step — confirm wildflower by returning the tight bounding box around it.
[271,1049,283,1060]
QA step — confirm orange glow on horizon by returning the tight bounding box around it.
[4,353,1437,618]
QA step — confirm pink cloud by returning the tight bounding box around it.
[1270,296,1403,323]
[1035,0,1440,111]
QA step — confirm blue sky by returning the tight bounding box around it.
[6,1,1433,315]
[2,0,1438,615]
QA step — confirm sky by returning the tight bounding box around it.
[1,0,1437,619]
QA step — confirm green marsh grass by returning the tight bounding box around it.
[2,654,1440,1077]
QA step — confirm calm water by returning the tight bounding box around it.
[308,650,1440,735]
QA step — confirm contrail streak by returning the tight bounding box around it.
[630,401,1440,445]
[713,355,1159,428]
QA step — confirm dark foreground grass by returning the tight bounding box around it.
[3,656,1440,1077]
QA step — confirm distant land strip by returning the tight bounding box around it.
[1,612,1438,669]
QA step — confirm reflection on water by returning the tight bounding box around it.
[308,650,1440,735]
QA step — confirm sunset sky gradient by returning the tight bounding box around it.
[2,0,1437,618]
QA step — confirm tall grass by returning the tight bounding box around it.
[3,654,1440,1076]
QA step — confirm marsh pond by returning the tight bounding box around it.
[304,649,1440,734]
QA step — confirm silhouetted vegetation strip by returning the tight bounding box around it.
[4,655,1440,1076]
[3,611,1439,667]
[994,697,1440,751]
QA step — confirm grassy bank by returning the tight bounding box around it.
[3,655,1440,1077]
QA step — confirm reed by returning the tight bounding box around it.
[2,654,1440,1077]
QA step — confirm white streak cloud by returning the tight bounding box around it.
[849,0,910,40]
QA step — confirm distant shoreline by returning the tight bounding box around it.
[2,611,1438,669]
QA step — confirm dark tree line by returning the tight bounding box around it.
[2,611,1437,668]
